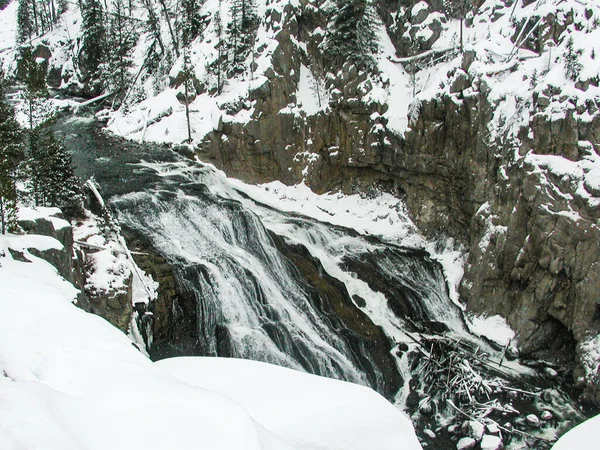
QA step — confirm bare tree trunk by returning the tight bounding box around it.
[142,0,165,54]
[0,198,6,235]
[184,82,192,143]
[157,0,179,57]
[50,0,56,24]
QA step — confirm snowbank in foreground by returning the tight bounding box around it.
[552,414,600,450]
[0,232,421,450]
[158,357,422,450]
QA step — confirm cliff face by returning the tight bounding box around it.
[193,0,600,402]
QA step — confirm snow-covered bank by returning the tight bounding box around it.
[159,357,421,450]
[0,229,421,450]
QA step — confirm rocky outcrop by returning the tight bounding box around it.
[18,214,79,286]
[78,272,134,332]
[120,227,180,352]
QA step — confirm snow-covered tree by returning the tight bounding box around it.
[226,0,258,75]
[17,0,34,43]
[207,2,226,94]
[564,36,583,81]
[0,71,24,234]
[28,124,81,216]
[142,0,166,74]
[18,47,50,136]
[323,0,379,71]
[181,49,194,143]
[80,0,107,80]
[103,0,139,99]
[178,0,205,47]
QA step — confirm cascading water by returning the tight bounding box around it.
[58,114,485,400]
[108,159,470,400]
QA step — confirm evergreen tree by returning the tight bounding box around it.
[80,0,107,79]
[28,124,82,216]
[142,0,166,74]
[206,2,226,94]
[17,0,34,43]
[323,0,379,71]
[104,0,139,99]
[157,0,179,57]
[57,0,68,15]
[18,47,51,154]
[564,36,582,81]
[226,0,258,75]
[0,71,24,234]
[178,0,205,47]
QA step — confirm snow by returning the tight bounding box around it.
[480,434,502,450]
[468,314,515,347]
[525,149,600,209]
[552,414,600,450]
[0,0,17,57]
[0,232,422,450]
[296,64,327,115]
[158,357,422,450]
[227,180,420,245]
[411,1,429,19]
[18,205,71,229]
[376,26,411,135]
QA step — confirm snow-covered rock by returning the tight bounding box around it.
[480,434,503,450]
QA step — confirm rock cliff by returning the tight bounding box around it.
[194,0,600,403]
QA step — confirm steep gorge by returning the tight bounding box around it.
[190,0,600,404]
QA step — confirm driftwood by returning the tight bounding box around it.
[74,240,148,256]
[126,107,173,137]
[76,91,117,108]
[447,399,553,443]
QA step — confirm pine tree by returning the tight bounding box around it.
[17,0,34,43]
[226,0,258,75]
[80,0,107,80]
[207,2,226,94]
[564,36,582,81]
[28,124,81,217]
[0,71,24,234]
[104,0,139,99]
[142,0,166,74]
[157,0,179,57]
[178,0,205,47]
[323,0,379,71]
[18,47,51,154]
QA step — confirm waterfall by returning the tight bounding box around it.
[110,161,466,400]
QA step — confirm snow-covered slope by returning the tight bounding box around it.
[0,221,421,450]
